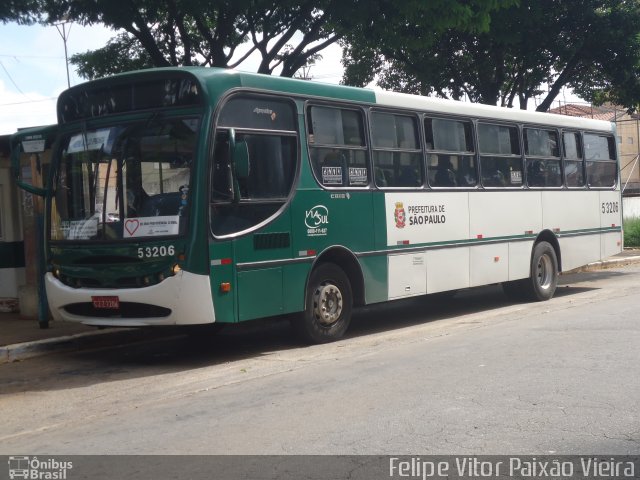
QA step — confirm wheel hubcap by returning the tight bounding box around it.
[313,282,343,326]
[536,254,553,290]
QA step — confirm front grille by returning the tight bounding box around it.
[64,302,171,318]
[58,270,170,289]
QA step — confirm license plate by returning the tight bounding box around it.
[92,296,120,309]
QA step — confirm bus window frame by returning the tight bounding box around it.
[424,114,479,190]
[561,129,586,190]
[476,120,525,190]
[305,101,372,190]
[523,126,563,189]
[369,108,425,190]
[209,91,301,240]
[582,130,618,190]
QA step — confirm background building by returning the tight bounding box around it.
[0,134,25,312]
[549,103,640,195]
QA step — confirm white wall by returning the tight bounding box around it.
[623,197,640,220]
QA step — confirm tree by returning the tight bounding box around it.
[41,0,512,80]
[342,0,640,111]
[1,0,42,23]
[41,0,345,79]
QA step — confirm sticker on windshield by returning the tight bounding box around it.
[60,218,98,240]
[123,216,180,238]
[67,129,111,153]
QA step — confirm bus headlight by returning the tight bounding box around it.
[171,264,182,275]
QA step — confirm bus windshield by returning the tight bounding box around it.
[50,116,198,242]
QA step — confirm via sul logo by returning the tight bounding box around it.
[305,205,329,237]
[394,201,406,229]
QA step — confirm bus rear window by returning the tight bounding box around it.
[584,134,616,187]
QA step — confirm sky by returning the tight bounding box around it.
[0,21,582,137]
[0,22,345,136]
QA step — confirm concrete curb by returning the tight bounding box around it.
[0,327,174,364]
[564,254,640,274]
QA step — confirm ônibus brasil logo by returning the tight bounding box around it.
[305,205,329,237]
[8,456,73,479]
[394,202,406,229]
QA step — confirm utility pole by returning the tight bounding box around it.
[54,17,72,89]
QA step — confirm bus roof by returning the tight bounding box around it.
[61,67,614,133]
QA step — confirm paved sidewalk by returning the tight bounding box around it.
[1,249,640,364]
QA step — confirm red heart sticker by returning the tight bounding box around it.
[125,219,140,236]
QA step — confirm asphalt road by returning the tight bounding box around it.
[1,265,639,455]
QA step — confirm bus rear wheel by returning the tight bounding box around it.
[295,262,353,344]
[503,241,559,302]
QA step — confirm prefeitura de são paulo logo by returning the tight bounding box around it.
[394,202,406,229]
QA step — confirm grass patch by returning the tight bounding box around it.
[624,218,640,247]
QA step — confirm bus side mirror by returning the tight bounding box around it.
[11,138,47,196]
[10,126,57,197]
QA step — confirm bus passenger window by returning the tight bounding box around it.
[371,111,422,188]
[308,105,369,188]
[478,123,522,188]
[584,133,616,187]
[524,128,561,188]
[425,117,476,187]
[563,131,585,188]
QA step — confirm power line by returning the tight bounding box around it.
[0,97,57,107]
[0,53,64,59]
[0,60,25,94]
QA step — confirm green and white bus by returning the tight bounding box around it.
[12,67,622,343]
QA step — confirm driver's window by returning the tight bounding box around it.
[210,95,298,237]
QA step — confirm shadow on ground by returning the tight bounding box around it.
[0,276,605,396]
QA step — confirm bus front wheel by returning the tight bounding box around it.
[295,262,353,344]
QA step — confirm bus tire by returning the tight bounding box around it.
[524,241,559,301]
[295,262,353,344]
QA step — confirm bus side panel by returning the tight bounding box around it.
[470,243,509,287]
[559,236,602,271]
[237,267,283,321]
[601,231,623,260]
[468,191,542,239]
[282,262,310,313]
[600,190,623,259]
[426,247,470,294]
[542,191,599,234]
[209,240,236,322]
[388,252,426,299]
[383,192,470,245]
[468,191,540,286]
[360,254,388,304]
[233,210,294,322]
[508,240,535,281]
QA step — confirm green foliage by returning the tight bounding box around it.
[0,0,42,23]
[624,218,640,247]
[342,0,640,112]
[41,0,346,79]
[71,34,155,80]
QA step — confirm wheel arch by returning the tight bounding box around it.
[533,229,562,272]
[307,246,365,308]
